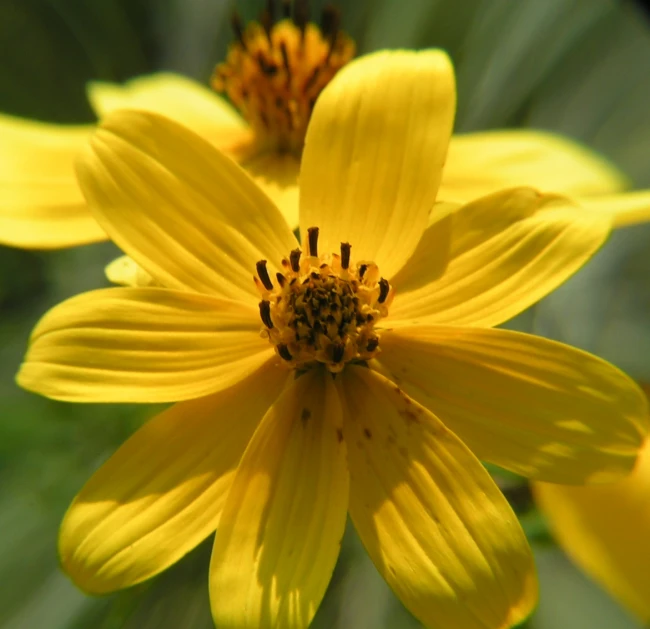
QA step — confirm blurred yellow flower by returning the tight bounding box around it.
[0,1,354,247]
[3,4,650,253]
[533,388,650,623]
[17,50,649,629]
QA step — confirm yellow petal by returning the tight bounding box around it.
[376,325,649,483]
[299,50,455,277]
[581,190,650,228]
[338,366,537,629]
[389,202,454,293]
[104,254,157,287]
[533,439,650,622]
[440,130,628,203]
[87,72,252,152]
[389,188,611,327]
[0,114,106,249]
[241,151,300,230]
[76,110,298,302]
[60,361,288,594]
[17,287,273,403]
[210,368,348,629]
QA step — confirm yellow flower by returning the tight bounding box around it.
[533,388,650,624]
[3,6,650,253]
[16,50,649,629]
[0,2,354,248]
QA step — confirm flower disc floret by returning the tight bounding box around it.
[212,2,355,153]
[255,226,392,372]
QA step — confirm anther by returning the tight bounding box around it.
[289,248,302,272]
[377,278,390,304]
[231,12,248,51]
[282,0,291,18]
[256,260,274,290]
[340,242,351,270]
[276,272,287,287]
[265,0,276,21]
[366,337,379,352]
[358,264,368,278]
[259,300,274,328]
[278,344,293,361]
[260,8,273,42]
[332,342,345,363]
[280,41,291,78]
[320,5,339,39]
[307,226,319,257]
[294,0,309,35]
[304,66,322,93]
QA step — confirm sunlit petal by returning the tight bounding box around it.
[300,49,455,277]
[389,188,611,327]
[338,366,537,629]
[60,361,288,593]
[533,439,650,622]
[76,110,298,301]
[582,190,650,228]
[87,72,251,153]
[376,325,649,483]
[104,255,157,287]
[0,114,106,248]
[440,130,627,202]
[240,151,300,229]
[210,369,348,628]
[17,287,272,403]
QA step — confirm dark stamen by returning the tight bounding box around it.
[366,337,379,352]
[278,344,293,361]
[321,5,340,61]
[303,65,322,93]
[320,5,339,37]
[282,0,291,18]
[266,0,276,21]
[260,9,273,43]
[377,278,390,303]
[276,272,287,287]
[289,248,302,272]
[358,264,368,278]
[231,12,248,51]
[280,41,292,79]
[293,0,309,34]
[307,226,319,257]
[332,342,345,363]
[257,53,278,76]
[256,260,274,290]
[259,300,274,328]
[340,242,351,270]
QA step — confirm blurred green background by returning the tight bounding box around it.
[1,0,649,627]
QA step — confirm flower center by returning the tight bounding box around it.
[255,227,393,373]
[211,0,355,154]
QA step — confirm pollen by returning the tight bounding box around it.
[255,227,393,373]
[211,0,355,154]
